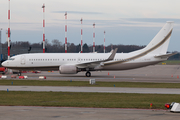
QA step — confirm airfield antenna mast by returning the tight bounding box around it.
[0,29,2,60]
[93,23,95,53]
[80,18,83,53]
[42,4,45,53]
[104,31,105,53]
[7,0,11,59]
[65,12,67,53]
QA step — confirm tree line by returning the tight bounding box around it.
[1,39,178,60]
[2,39,145,54]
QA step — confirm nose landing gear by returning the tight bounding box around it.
[85,71,91,77]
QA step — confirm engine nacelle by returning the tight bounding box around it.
[59,65,78,74]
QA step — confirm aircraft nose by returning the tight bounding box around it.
[1,61,7,67]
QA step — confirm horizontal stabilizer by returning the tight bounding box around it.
[154,53,177,58]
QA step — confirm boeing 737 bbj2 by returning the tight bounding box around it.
[2,22,176,77]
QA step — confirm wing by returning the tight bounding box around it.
[76,48,118,68]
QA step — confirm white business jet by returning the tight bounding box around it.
[2,22,176,77]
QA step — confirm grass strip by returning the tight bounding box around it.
[0,91,179,109]
[159,60,180,65]
[1,80,180,88]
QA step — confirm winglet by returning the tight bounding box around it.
[106,48,118,61]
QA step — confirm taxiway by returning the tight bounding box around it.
[3,65,180,83]
[0,106,179,120]
[1,86,180,94]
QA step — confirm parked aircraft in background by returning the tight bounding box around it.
[2,22,176,77]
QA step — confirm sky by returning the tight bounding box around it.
[0,0,180,52]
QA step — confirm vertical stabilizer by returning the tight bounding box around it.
[144,21,174,54]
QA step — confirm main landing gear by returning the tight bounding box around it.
[18,72,21,76]
[85,71,91,77]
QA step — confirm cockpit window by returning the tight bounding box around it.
[9,58,15,60]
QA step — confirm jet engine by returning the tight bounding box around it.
[59,65,79,74]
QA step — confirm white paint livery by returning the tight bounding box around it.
[1,22,176,77]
